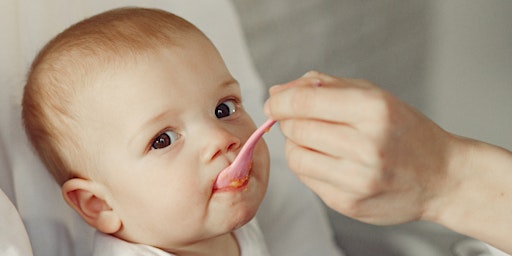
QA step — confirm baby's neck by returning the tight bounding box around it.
[168,232,239,256]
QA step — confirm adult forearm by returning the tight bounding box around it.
[426,135,512,253]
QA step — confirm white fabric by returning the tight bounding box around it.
[93,219,270,256]
[0,190,33,256]
[0,1,343,256]
[486,244,510,256]
[234,219,270,256]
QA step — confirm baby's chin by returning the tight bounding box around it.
[224,205,259,231]
[211,192,262,230]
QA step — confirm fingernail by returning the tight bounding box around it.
[268,84,282,95]
[302,70,319,78]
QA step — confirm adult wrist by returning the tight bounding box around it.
[420,133,473,225]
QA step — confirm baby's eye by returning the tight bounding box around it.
[151,130,179,150]
[215,100,237,119]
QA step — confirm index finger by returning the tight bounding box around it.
[264,76,379,124]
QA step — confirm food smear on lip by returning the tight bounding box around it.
[226,174,249,188]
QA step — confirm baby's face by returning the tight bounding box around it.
[75,36,269,249]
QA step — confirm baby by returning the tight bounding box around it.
[22,7,270,256]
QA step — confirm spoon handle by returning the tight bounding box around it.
[239,119,276,154]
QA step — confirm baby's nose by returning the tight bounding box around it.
[201,126,241,163]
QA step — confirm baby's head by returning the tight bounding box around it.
[22,7,269,253]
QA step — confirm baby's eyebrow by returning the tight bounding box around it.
[219,78,239,89]
[128,110,176,150]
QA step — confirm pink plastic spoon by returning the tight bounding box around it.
[213,119,276,190]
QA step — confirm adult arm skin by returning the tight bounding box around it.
[264,71,512,253]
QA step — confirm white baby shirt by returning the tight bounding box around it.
[92,218,270,256]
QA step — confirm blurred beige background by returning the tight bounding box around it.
[232,0,512,149]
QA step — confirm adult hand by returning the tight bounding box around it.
[264,71,512,254]
[264,71,454,225]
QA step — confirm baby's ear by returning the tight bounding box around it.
[62,178,121,234]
